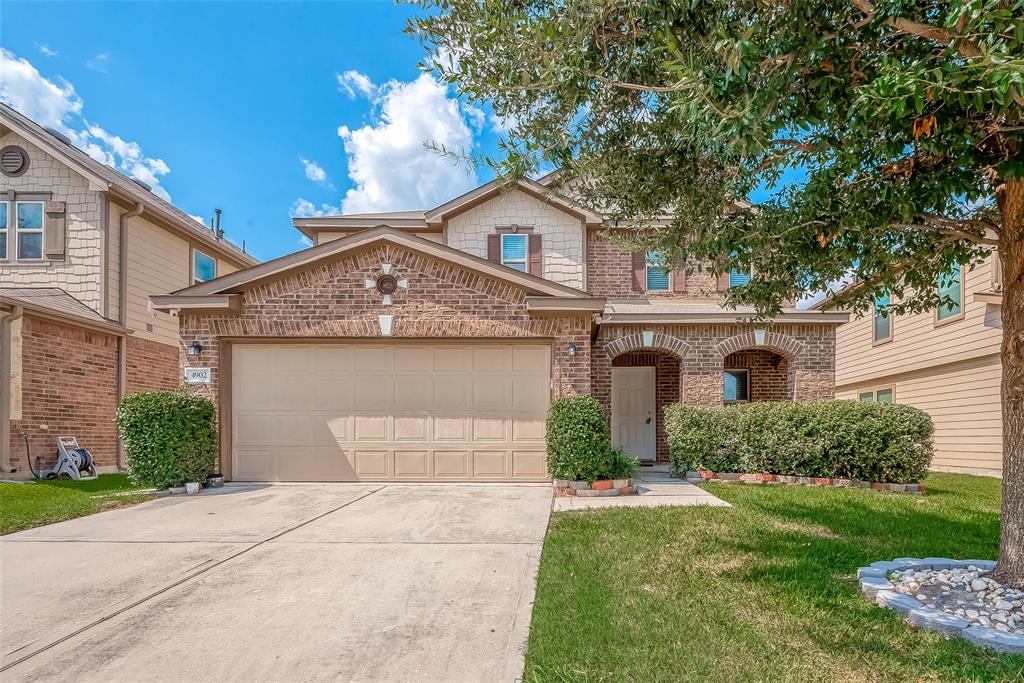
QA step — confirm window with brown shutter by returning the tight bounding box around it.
[631,252,646,291]
[528,234,542,276]
[672,264,687,293]
[716,272,731,292]
[487,233,501,263]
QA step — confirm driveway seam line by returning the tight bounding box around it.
[0,486,386,673]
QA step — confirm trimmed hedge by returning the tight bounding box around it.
[116,390,218,489]
[665,400,933,483]
[546,396,638,483]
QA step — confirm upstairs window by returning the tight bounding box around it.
[16,201,44,260]
[193,249,216,284]
[645,251,670,291]
[500,234,528,272]
[0,200,7,260]
[724,369,749,402]
[937,264,963,322]
[729,266,752,287]
[873,292,892,343]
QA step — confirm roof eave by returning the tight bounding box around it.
[0,297,129,335]
[150,294,243,314]
[525,296,606,314]
[600,311,851,325]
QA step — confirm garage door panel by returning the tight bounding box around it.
[232,343,550,482]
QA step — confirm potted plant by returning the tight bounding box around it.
[546,396,641,496]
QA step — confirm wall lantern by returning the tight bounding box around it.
[567,342,577,358]
[186,342,204,357]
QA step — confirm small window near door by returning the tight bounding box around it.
[937,263,963,322]
[646,251,670,291]
[724,369,749,403]
[193,249,216,284]
[500,233,528,272]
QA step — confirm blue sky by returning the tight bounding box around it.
[0,1,505,261]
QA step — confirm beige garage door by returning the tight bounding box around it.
[231,342,551,482]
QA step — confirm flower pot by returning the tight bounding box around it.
[185,482,201,496]
[168,485,186,495]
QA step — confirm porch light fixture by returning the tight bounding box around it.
[567,342,577,358]
[754,328,766,346]
[186,342,203,357]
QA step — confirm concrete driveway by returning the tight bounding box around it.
[0,483,552,682]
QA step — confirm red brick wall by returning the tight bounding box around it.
[126,335,180,395]
[587,230,723,299]
[725,349,790,402]
[612,351,680,461]
[9,315,119,471]
[177,242,592,414]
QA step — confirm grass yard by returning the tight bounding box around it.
[0,474,153,535]
[525,473,1024,682]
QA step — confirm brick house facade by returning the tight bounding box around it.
[0,104,258,476]
[157,176,846,482]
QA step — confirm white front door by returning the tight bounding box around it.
[611,367,656,461]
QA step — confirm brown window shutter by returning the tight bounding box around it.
[44,200,67,260]
[528,234,542,276]
[672,264,687,293]
[487,233,501,263]
[631,252,646,291]
[716,272,731,292]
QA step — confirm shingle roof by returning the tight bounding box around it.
[0,288,125,331]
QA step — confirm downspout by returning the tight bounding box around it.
[1,305,25,473]
[116,202,144,471]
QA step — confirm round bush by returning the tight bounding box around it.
[546,395,615,483]
[116,390,218,489]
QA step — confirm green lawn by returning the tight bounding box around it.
[525,473,1024,682]
[0,474,153,535]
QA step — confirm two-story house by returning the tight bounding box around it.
[152,173,846,483]
[0,104,259,476]
[813,253,1003,476]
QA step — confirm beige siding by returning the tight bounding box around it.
[124,216,189,345]
[834,256,1001,386]
[445,189,585,289]
[837,354,1002,474]
[218,260,239,276]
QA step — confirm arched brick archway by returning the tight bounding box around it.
[605,331,692,360]
[715,331,804,402]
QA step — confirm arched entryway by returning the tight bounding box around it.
[723,349,791,402]
[611,350,681,462]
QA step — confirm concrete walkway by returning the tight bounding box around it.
[0,483,552,682]
[552,465,731,511]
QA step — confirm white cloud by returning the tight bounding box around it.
[188,214,206,225]
[290,198,341,218]
[37,44,58,58]
[334,72,478,214]
[301,158,331,187]
[84,53,109,73]
[337,70,374,99]
[0,49,174,201]
[490,111,518,134]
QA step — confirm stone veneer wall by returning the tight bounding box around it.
[9,315,119,470]
[0,132,105,314]
[593,323,836,414]
[177,243,592,413]
[445,189,585,290]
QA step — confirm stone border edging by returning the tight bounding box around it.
[553,478,636,497]
[685,471,924,493]
[858,558,1024,654]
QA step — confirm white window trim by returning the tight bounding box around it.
[935,263,965,325]
[724,368,750,403]
[15,200,44,262]
[192,248,217,284]
[500,233,528,271]
[0,200,8,261]
[872,294,893,345]
[645,252,671,292]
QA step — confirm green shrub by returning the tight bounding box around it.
[546,396,615,483]
[665,400,933,483]
[608,448,641,480]
[116,390,218,489]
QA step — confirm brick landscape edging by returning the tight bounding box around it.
[685,471,925,494]
[857,558,1024,654]
[554,479,636,497]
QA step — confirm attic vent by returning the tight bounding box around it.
[130,177,153,192]
[44,127,73,146]
[0,145,29,177]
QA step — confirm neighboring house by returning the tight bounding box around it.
[813,253,1004,476]
[0,104,258,476]
[153,174,846,483]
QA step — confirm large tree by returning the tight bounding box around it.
[411,1,1024,582]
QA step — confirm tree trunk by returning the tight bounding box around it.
[992,177,1024,589]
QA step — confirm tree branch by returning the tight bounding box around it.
[851,0,981,57]
[894,217,1000,246]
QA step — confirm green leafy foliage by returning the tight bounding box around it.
[665,400,933,483]
[546,396,638,482]
[116,390,218,489]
